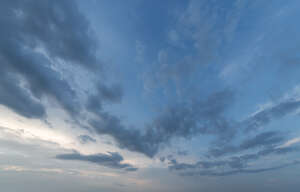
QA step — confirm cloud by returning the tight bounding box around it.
[0,73,45,118]
[242,99,300,132]
[1,0,300,168]
[159,157,166,162]
[89,89,235,157]
[207,93,300,157]
[77,135,96,144]
[279,137,300,148]
[168,146,300,176]
[177,150,189,156]
[0,0,99,118]
[181,161,300,177]
[1,0,240,160]
[209,131,285,157]
[56,152,138,172]
[86,83,123,115]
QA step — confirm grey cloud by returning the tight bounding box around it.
[181,161,300,177]
[240,131,284,149]
[78,135,96,144]
[242,99,300,132]
[89,89,235,157]
[168,146,299,176]
[208,98,300,157]
[6,0,98,69]
[56,152,138,171]
[177,150,189,156]
[89,112,157,157]
[160,157,166,162]
[2,0,299,168]
[96,84,123,104]
[80,0,300,162]
[171,0,246,63]
[209,131,285,157]
[168,158,245,172]
[0,0,98,118]
[86,83,123,115]
[0,73,45,118]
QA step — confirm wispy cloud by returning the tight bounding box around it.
[279,137,300,148]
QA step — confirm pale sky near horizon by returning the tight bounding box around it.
[1,0,300,191]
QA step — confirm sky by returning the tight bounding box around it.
[1,0,300,191]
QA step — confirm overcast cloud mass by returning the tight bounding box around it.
[1,0,300,192]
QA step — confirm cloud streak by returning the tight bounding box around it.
[181,161,300,177]
[56,152,138,172]
[209,131,285,157]
[168,145,300,176]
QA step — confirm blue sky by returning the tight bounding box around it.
[1,0,300,191]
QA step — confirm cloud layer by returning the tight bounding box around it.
[1,1,300,185]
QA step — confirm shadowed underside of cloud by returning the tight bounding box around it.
[56,152,138,172]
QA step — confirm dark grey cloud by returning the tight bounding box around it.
[86,83,123,115]
[3,0,98,69]
[160,157,166,162]
[0,73,45,118]
[89,89,235,157]
[78,135,96,144]
[0,0,99,118]
[56,152,138,171]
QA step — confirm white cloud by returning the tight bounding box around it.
[279,137,300,148]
